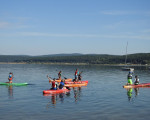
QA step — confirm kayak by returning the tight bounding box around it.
[49,78,72,83]
[43,89,70,94]
[65,80,88,84]
[123,83,150,88]
[65,83,87,87]
[0,82,28,86]
[57,78,72,82]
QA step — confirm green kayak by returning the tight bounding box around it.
[0,82,28,86]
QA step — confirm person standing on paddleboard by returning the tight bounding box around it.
[8,72,14,83]
[127,71,133,85]
[78,72,82,81]
[74,69,79,81]
[58,71,62,80]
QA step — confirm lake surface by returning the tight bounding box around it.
[0,64,150,120]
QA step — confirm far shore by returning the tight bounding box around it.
[0,62,149,66]
[0,62,27,64]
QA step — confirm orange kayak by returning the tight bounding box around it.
[123,83,150,88]
[65,80,88,84]
[49,78,72,83]
[65,83,87,87]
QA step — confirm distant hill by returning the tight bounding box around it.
[0,53,150,65]
[0,55,31,62]
[41,53,83,57]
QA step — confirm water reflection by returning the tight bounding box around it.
[7,85,13,99]
[126,88,141,101]
[44,92,70,108]
[126,88,133,101]
[134,88,139,97]
[73,87,82,103]
[125,87,150,102]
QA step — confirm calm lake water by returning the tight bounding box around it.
[0,64,150,120]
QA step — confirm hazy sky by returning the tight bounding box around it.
[0,0,150,55]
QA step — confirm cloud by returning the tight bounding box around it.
[15,32,150,40]
[142,29,150,33]
[100,10,130,15]
[0,22,10,28]
[104,21,124,29]
[18,32,98,37]
[100,10,150,16]
[0,17,32,29]
[0,21,30,29]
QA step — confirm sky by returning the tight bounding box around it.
[0,0,150,55]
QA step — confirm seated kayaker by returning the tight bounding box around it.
[134,75,139,85]
[51,79,58,90]
[59,80,65,89]
[8,72,14,83]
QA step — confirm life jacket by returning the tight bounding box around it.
[59,82,64,89]
[52,81,56,88]
[128,74,132,79]
[58,72,61,77]
[8,74,13,81]
[75,70,78,75]
[9,77,13,81]
[78,74,82,80]
[134,78,139,85]
[58,72,61,75]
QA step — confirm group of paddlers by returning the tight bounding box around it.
[127,70,139,85]
[6,69,83,90]
[47,69,83,90]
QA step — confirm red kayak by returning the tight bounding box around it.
[123,83,150,88]
[65,80,88,84]
[43,89,70,94]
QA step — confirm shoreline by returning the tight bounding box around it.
[0,62,149,66]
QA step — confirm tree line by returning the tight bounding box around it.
[0,53,150,65]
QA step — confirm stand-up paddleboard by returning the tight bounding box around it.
[0,82,28,86]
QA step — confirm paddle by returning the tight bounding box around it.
[63,76,67,79]
[47,74,53,82]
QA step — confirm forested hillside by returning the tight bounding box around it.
[0,53,150,65]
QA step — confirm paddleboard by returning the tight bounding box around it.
[0,82,28,86]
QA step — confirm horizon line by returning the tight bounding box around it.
[0,52,149,56]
